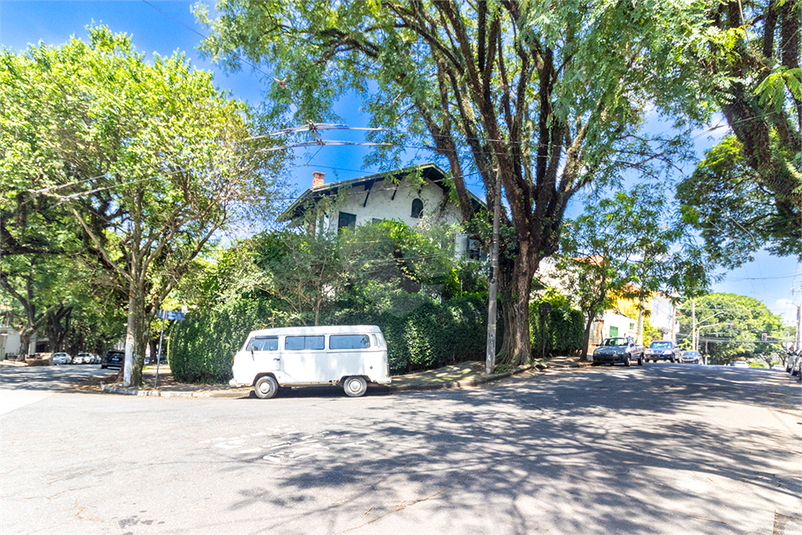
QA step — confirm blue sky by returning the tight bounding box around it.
[2,0,800,325]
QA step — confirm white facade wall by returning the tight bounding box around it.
[594,311,638,343]
[0,326,21,359]
[317,178,463,234]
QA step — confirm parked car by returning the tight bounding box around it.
[731,360,749,368]
[73,352,96,364]
[787,353,800,375]
[681,350,700,364]
[592,336,644,367]
[52,352,72,365]
[101,350,124,370]
[645,340,682,363]
[790,354,802,378]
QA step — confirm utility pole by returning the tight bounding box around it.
[691,298,699,351]
[486,167,501,375]
[796,303,801,352]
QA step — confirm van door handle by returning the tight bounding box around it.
[273,357,281,361]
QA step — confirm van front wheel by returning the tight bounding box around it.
[343,376,367,397]
[254,376,278,399]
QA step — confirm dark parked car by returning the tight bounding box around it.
[645,340,682,362]
[101,350,124,370]
[592,336,644,366]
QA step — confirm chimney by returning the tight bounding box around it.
[312,172,325,188]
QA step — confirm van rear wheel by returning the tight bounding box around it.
[343,376,367,397]
[254,376,278,399]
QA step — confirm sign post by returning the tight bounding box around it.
[155,310,185,387]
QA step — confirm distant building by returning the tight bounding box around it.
[536,257,679,349]
[0,305,21,359]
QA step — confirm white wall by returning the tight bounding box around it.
[0,327,21,358]
[318,178,463,234]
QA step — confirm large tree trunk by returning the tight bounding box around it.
[496,244,538,367]
[123,281,148,387]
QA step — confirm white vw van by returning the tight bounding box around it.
[230,325,391,398]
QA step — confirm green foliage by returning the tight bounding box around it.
[677,293,786,364]
[642,319,662,348]
[169,297,279,383]
[338,220,463,300]
[677,3,802,263]
[558,185,710,356]
[168,218,491,381]
[678,134,801,265]
[529,292,585,359]
[195,0,709,366]
[168,293,490,380]
[0,25,287,383]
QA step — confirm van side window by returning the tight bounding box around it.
[330,335,370,350]
[248,337,278,351]
[285,335,325,350]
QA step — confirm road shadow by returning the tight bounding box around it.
[217,364,801,534]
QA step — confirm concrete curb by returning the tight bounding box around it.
[101,383,250,398]
[388,365,535,392]
[100,359,592,398]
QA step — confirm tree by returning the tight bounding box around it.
[0,27,286,385]
[557,186,710,359]
[195,0,705,366]
[252,230,342,327]
[337,220,462,305]
[556,198,637,361]
[677,293,786,363]
[678,0,801,264]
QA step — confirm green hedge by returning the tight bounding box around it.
[168,294,492,382]
[320,294,490,374]
[169,298,277,383]
[529,302,584,359]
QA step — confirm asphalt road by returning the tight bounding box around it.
[1,363,800,535]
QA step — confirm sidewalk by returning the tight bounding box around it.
[97,356,593,398]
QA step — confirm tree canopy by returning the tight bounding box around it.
[678,0,801,265]
[0,26,287,384]
[678,293,787,363]
[196,0,708,365]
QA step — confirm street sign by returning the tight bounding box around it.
[157,310,185,321]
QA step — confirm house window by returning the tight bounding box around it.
[411,199,424,218]
[468,238,482,260]
[609,326,619,337]
[629,323,635,330]
[337,212,356,232]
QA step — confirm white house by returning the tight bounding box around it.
[0,305,21,359]
[279,163,484,257]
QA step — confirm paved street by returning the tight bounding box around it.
[1,363,800,534]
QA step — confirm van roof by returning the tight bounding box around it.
[247,325,382,337]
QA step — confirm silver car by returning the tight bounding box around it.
[681,350,700,364]
[52,352,72,365]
